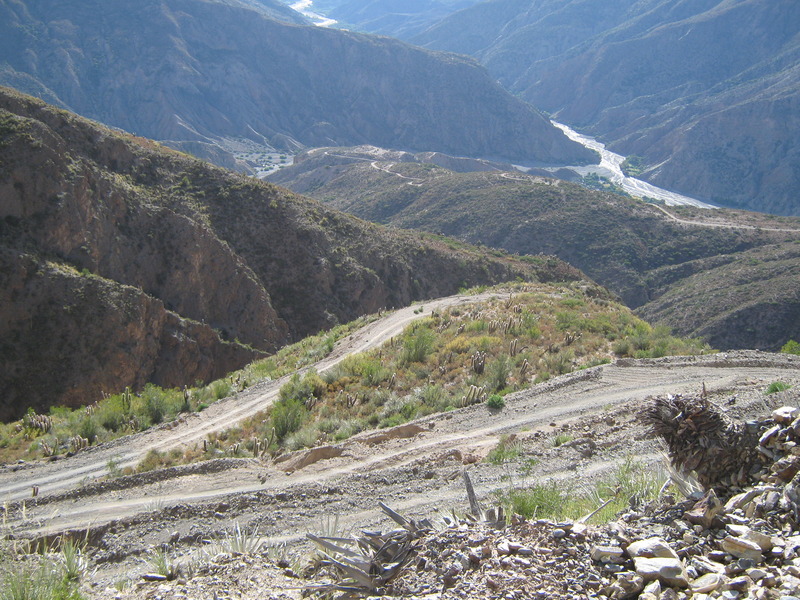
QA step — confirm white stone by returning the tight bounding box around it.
[690,572,726,593]
[772,406,800,424]
[626,537,680,560]
[721,536,763,562]
[591,545,624,563]
[634,557,689,588]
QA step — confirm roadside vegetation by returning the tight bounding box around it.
[0,314,378,465]
[0,537,89,600]
[0,283,711,470]
[494,457,666,524]
[138,282,710,470]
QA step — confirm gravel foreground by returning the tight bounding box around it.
[3,351,800,599]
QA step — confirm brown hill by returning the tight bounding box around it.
[269,148,800,349]
[0,87,580,420]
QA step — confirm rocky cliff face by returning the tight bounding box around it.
[0,87,575,420]
[415,0,800,215]
[0,0,595,168]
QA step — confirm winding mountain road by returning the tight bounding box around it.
[0,292,506,503]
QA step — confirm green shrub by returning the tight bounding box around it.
[497,482,566,519]
[279,371,325,405]
[766,381,792,394]
[486,394,505,410]
[77,416,98,443]
[144,387,166,425]
[95,398,127,432]
[271,398,308,440]
[781,340,800,355]
[400,326,435,365]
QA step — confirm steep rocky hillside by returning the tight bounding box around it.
[414,0,800,215]
[270,149,800,349]
[0,0,594,170]
[0,87,580,421]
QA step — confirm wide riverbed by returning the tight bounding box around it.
[550,122,715,208]
[290,0,337,26]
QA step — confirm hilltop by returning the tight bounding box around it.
[270,147,800,349]
[0,87,581,420]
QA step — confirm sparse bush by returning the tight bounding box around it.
[552,433,573,447]
[486,394,505,410]
[0,557,84,600]
[766,381,792,394]
[285,425,319,451]
[147,548,177,580]
[418,385,446,410]
[488,355,510,391]
[400,326,435,365]
[279,371,325,406]
[544,350,573,375]
[485,434,521,464]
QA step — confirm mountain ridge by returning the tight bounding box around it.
[413,0,800,215]
[0,86,580,420]
[0,0,595,170]
[269,147,800,349]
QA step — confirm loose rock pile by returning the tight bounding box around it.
[308,395,800,599]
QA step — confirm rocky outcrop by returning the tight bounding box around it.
[0,251,261,421]
[0,0,595,168]
[0,87,575,419]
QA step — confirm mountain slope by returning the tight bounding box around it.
[269,147,800,349]
[0,0,594,168]
[414,0,800,215]
[0,87,581,420]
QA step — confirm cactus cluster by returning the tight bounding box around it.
[121,387,132,413]
[519,358,530,379]
[460,384,487,407]
[23,412,52,434]
[69,436,89,453]
[471,351,486,374]
[251,430,275,457]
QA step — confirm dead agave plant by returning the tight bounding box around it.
[306,503,429,596]
[644,394,765,490]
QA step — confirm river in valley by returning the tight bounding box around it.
[548,122,716,208]
[290,0,337,26]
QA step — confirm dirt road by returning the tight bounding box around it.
[2,285,798,592]
[0,292,507,503]
[6,347,798,554]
